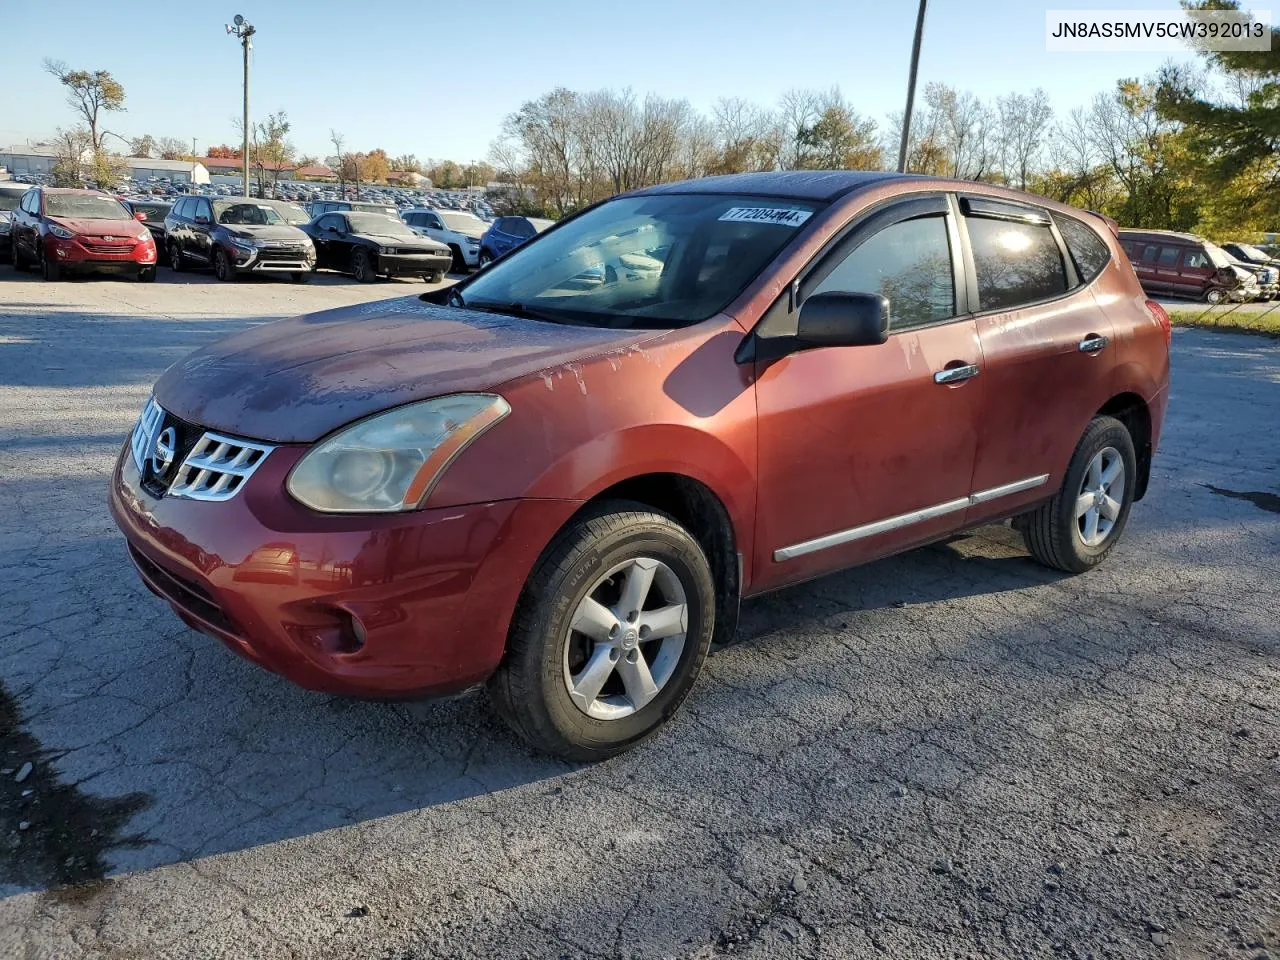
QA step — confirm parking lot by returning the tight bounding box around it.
[1,267,1277,959]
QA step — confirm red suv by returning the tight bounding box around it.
[110,172,1171,759]
[10,186,158,281]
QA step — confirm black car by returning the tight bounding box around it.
[122,199,172,244]
[164,197,316,282]
[301,211,452,282]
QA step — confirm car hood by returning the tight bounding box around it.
[223,224,310,242]
[48,216,147,238]
[153,298,662,443]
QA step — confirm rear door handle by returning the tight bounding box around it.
[1078,334,1109,353]
[934,363,980,384]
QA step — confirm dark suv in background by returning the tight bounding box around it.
[1222,242,1280,300]
[165,197,316,282]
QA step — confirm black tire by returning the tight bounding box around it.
[352,248,375,283]
[40,246,60,282]
[478,249,493,269]
[488,500,716,761]
[213,247,235,282]
[11,239,28,272]
[425,271,443,283]
[137,265,156,283]
[168,242,186,272]
[290,271,310,283]
[1204,287,1225,305]
[1019,416,1137,574]
[448,245,466,273]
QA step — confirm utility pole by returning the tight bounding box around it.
[226,15,255,197]
[897,0,928,174]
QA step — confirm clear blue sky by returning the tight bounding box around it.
[2,0,1203,163]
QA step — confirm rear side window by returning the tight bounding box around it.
[1055,215,1112,284]
[1142,245,1159,263]
[1157,246,1180,267]
[966,215,1067,311]
[812,215,956,330]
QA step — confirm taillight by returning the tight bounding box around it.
[1145,299,1171,348]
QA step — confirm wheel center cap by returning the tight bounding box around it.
[621,629,638,650]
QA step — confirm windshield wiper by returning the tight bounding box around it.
[464,299,571,324]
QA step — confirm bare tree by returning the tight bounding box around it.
[996,89,1054,189]
[43,60,126,154]
[50,127,93,186]
[330,129,347,195]
[156,136,188,161]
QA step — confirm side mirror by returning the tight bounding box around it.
[796,291,890,349]
[134,210,147,221]
[736,291,890,364]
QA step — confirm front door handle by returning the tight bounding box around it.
[934,363,980,385]
[1078,334,1109,353]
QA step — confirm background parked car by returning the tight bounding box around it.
[1118,229,1245,304]
[301,211,452,282]
[165,197,316,283]
[401,208,487,271]
[1222,242,1280,299]
[0,182,26,256]
[121,199,173,245]
[307,199,399,219]
[478,215,554,266]
[9,186,158,282]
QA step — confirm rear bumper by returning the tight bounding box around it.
[109,442,579,698]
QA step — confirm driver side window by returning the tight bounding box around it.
[811,216,956,331]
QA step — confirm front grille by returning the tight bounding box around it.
[128,398,273,502]
[82,242,135,255]
[167,430,274,501]
[256,249,308,263]
[128,544,236,635]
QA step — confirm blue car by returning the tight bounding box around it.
[478,215,553,267]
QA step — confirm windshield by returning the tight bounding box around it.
[347,213,415,236]
[215,202,285,225]
[45,193,131,220]
[1233,243,1270,261]
[271,202,310,225]
[439,212,485,233]
[459,194,821,327]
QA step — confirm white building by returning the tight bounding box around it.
[126,158,210,185]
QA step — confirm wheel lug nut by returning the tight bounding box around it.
[638,625,650,639]
[627,610,638,622]
[609,648,619,662]
[609,624,620,639]
[626,649,639,663]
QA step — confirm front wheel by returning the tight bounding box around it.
[290,271,310,284]
[352,249,375,283]
[488,501,716,761]
[478,249,493,269]
[11,239,29,272]
[448,245,467,274]
[137,265,156,283]
[40,247,60,282]
[1018,416,1137,574]
[168,242,186,272]
[213,247,235,282]
[1204,287,1225,305]
[425,270,443,283]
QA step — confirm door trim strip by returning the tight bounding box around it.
[773,474,1050,562]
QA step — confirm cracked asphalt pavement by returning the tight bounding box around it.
[0,268,1277,959]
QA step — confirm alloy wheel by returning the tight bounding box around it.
[1075,446,1125,547]
[562,557,689,721]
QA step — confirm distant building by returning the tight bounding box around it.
[0,143,80,177]
[294,164,337,181]
[126,158,210,185]
[201,155,295,180]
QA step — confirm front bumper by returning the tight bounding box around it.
[44,235,156,268]
[379,252,452,276]
[230,244,317,273]
[109,442,579,697]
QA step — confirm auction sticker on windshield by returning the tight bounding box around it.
[718,207,813,227]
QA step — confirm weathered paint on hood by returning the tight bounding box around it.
[153,297,662,443]
[48,216,149,239]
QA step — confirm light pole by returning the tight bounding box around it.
[225,14,255,197]
[897,0,928,174]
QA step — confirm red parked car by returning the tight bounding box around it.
[110,172,1171,759]
[9,186,158,281]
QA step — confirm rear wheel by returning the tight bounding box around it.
[488,501,716,761]
[213,247,235,282]
[352,249,375,283]
[1019,416,1137,574]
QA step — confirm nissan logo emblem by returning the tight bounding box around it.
[149,426,177,476]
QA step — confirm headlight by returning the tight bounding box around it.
[48,224,74,240]
[379,245,394,255]
[286,394,510,513]
[465,237,480,246]
[230,237,257,251]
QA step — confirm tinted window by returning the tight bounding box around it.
[511,218,536,239]
[1156,246,1180,267]
[812,215,955,330]
[967,215,1068,311]
[315,214,341,232]
[426,214,444,229]
[1055,215,1111,284]
[1141,245,1159,264]
[22,191,38,214]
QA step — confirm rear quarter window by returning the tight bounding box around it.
[966,214,1068,312]
[1055,214,1112,285]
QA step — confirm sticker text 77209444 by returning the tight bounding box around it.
[717,207,813,227]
